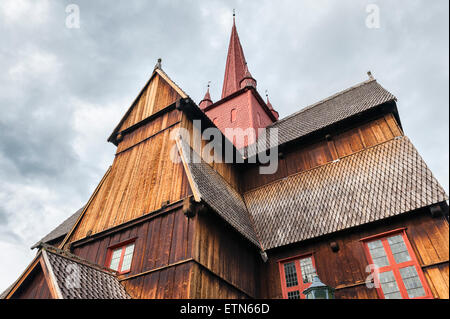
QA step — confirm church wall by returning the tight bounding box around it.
[189,209,262,298]
[261,208,449,299]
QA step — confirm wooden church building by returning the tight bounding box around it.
[3,15,449,300]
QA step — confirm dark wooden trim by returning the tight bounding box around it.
[118,258,195,282]
[335,281,367,290]
[70,198,187,249]
[110,102,178,146]
[115,120,180,156]
[421,260,449,269]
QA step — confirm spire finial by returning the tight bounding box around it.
[367,70,374,80]
[155,58,162,70]
[233,9,236,23]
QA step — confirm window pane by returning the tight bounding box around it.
[120,244,135,272]
[299,257,316,284]
[109,248,122,271]
[283,262,298,287]
[399,266,426,298]
[287,290,300,299]
[379,271,402,299]
[387,235,411,264]
[367,240,389,267]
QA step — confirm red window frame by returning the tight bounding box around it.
[361,228,433,299]
[278,253,317,299]
[105,238,136,275]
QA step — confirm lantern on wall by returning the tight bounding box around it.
[302,275,335,299]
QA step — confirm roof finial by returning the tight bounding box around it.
[155,58,162,70]
[233,9,236,23]
[367,70,374,80]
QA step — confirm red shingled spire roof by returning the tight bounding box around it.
[199,83,213,110]
[221,15,248,99]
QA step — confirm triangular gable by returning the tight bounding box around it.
[108,67,188,144]
[4,252,61,299]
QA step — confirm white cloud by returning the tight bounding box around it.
[0,0,50,25]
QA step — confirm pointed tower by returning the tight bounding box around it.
[199,83,213,110]
[221,14,247,99]
[200,13,279,149]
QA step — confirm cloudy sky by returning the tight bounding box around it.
[0,0,448,291]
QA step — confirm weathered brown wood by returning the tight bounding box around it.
[260,209,448,299]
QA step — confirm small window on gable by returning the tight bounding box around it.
[279,254,317,299]
[361,229,432,299]
[107,240,135,274]
[231,109,237,122]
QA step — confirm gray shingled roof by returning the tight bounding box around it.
[244,137,448,250]
[245,79,397,157]
[179,140,261,248]
[31,207,84,249]
[43,246,130,299]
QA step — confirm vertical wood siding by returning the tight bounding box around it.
[261,210,448,299]
[67,122,191,242]
[11,265,52,299]
[118,73,181,132]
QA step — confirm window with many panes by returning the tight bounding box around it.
[279,254,316,299]
[361,229,432,299]
[107,240,135,274]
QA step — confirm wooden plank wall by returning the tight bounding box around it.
[190,210,261,298]
[189,263,248,299]
[72,207,195,276]
[122,261,193,299]
[71,207,196,298]
[11,265,52,299]
[261,210,449,299]
[67,120,191,242]
[118,73,181,132]
[243,113,403,192]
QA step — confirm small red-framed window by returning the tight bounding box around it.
[278,254,317,299]
[361,228,433,299]
[106,240,135,274]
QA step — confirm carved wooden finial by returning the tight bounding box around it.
[155,58,162,69]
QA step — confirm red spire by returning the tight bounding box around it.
[221,14,248,99]
[199,83,213,110]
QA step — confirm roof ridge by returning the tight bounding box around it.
[41,244,117,276]
[270,78,377,127]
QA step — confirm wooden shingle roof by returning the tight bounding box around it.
[244,137,448,250]
[177,139,262,248]
[43,247,130,299]
[245,79,397,157]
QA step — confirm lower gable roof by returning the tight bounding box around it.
[244,136,448,250]
[3,244,130,299]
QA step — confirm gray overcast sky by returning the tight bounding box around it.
[0,0,448,291]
